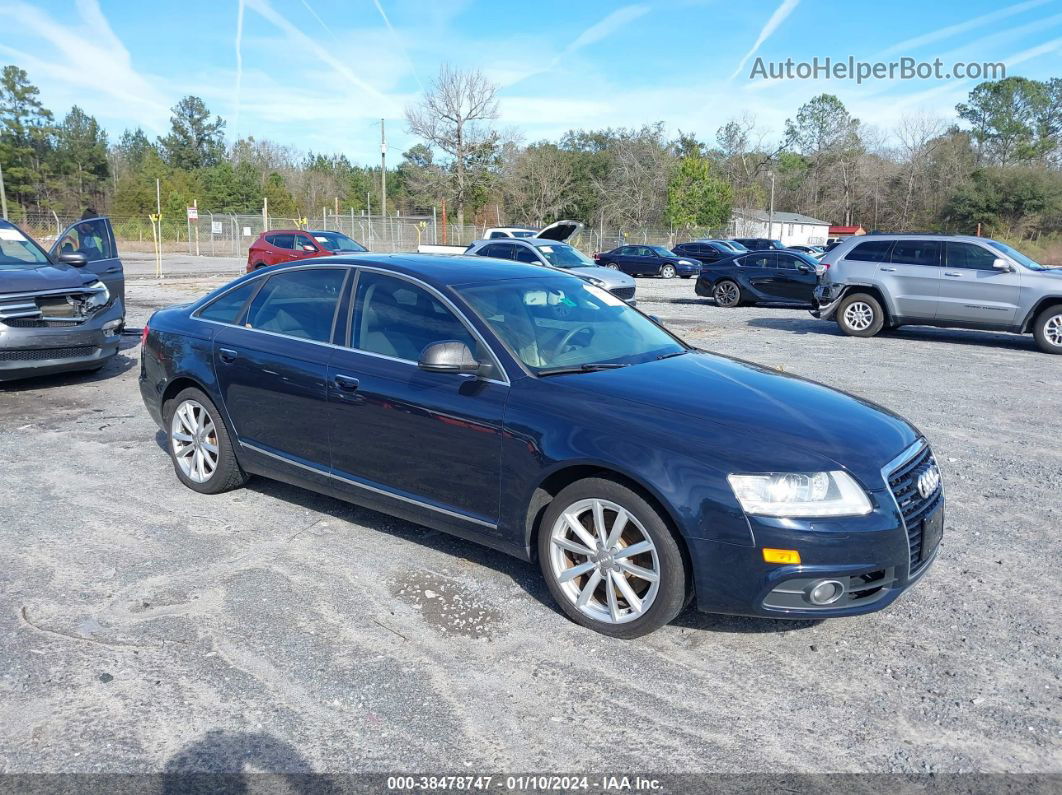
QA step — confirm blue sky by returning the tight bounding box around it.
[1,0,1060,163]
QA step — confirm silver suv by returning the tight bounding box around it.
[813,235,1062,354]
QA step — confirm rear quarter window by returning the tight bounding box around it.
[846,240,894,263]
[198,280,260,324]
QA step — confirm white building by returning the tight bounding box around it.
[731,209,831,247]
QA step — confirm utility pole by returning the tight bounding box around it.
[0,159,7,220]
[380,119,387,219]
[768,171,776,240]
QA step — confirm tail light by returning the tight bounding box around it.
[593,252,600,261]
[140,323,150,347]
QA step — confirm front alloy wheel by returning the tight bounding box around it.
[660,264,677,279]
[1034,307,1062,354]
[548,498,660,625]
[538,478,688,637]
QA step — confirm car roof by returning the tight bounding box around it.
[262,252,561,288]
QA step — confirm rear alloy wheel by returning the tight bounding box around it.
[166,387,248,494]
[659,263,677,279]
[605,263,619,270]
[538,478,688,638]
[713,280,741,308]
[837,292,885,337]
[1033,306,1062,354]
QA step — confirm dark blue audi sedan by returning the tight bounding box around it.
[139,254,942,637]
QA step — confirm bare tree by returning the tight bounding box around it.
[503,143,575,225]
[406,64,500,228]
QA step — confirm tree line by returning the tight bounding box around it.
[1,62,1061,244]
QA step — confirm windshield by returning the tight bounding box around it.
[649,246,676,257]
[0,226,51,270]
[312,232,367,253]
[458,277,685,372]
[985,240,1048,271]
[723,241,748,252]
[511,230,535,237]
[535,243,595,269]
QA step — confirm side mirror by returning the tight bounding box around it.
[649,314,663,325]
[301,244,317,252]
[58,251,87,267]
[418,340,484,376]
[992,258,1012,272]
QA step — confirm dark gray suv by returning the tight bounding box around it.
[0,217,125,381]
[813,235,1062,354]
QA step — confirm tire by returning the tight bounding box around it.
[164,387,248,494]
[659,263,677,279]
[837,292,885,337]
[604,263,619,270]
[537,477,688,638]
[713,279,742,308]
[1033,305,1062,354]
[253,262,267,270]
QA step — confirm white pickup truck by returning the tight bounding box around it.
[417,220,580,254]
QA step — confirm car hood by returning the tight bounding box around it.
[0,263,95,295]
[553,351,918,486]
[566,265,636,289]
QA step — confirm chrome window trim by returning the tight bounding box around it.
[190,263,511,386]
[240,440,497,529]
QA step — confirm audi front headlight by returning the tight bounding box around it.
[727,471,872,517]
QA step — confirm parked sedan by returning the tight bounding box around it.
[141,255,940,637]
[672,240,744,265]
[465,238,637,303]
[246,229,366,271]
[733,238,786,251]
[695,250,823,308]
[788,244,825,258]
[595,245,701,278]
[1,217,125,381]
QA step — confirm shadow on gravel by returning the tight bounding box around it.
[162,729,330,793]
[671,610,822,634]
[747,316,1042,351]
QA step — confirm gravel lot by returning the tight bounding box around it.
[1,257,1060,777]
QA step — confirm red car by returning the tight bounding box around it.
[246,229,367,272]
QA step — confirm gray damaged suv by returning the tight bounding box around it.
[813,235,1062,354]
[0,217,126,381]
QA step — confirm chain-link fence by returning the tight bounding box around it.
[9,209,729,259]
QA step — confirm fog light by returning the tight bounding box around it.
[808,579,844,605]
[102,319,121,337]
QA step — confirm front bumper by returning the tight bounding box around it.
[674,262,702,276]
[685,492,942,619]
[0,300,124,382]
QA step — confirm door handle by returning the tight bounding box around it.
[333,374,360,391]
[944,272,963,277]
[218,348,238,363]
[880,267,896,272]
[104,266,121,273]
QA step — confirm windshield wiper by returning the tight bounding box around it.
[656,350,689,361]
[537,363,630,376]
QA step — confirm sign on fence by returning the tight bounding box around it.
[186,207,198,221]
[211,221,223,235]
[242,226,252,237]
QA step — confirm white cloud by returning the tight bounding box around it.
[730,0,801,80]
[0,0,167,124]
[877,0,1053,57]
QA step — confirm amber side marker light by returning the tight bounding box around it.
[762,548,801,564]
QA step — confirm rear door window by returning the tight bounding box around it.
[946,242,999,270]
[890,240,941,267]
[268,233,296,250]
[244,268,347,343]
[513,245,540,264]
[198,280,260,324]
